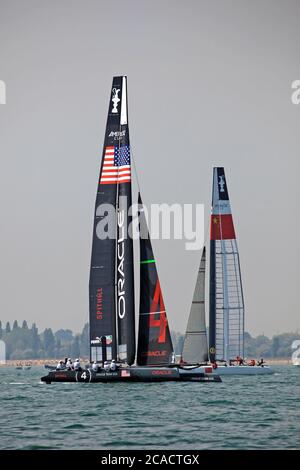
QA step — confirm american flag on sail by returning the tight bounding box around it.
[100,145,131,185]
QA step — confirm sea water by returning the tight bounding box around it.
[0,366,299,449]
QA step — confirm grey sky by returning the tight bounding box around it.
[0,0,299,336]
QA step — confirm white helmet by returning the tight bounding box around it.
[75,358,79,362]
[112,359,116,362]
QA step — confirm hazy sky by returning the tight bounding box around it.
[0,0,299,337]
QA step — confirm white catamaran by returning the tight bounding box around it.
[181,167,273,375]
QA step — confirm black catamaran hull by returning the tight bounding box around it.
[41,367,222,384]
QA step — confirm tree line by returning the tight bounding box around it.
[0,320,89,360]
[0,320,298,360]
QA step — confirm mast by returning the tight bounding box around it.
[89,76,135,365]
[209,167,244,363]
[182,247,208,364]
[137,194,174,366]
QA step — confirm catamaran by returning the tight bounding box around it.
[41,76,221,384]
[181,167,273,375]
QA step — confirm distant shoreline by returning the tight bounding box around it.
[0,358,293,367]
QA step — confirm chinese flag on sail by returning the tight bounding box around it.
[210,214,236,240]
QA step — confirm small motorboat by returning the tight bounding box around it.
[44,364,57,370]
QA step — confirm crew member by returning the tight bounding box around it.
[56,360,64,370]
[236,356,244,366]
[92,361,98,372]
[248,359,256,366]
[66,358,73,370]
[73,358,81,371]
[257,357,265,366]
[103,361,110,371]
[110,359,117,371]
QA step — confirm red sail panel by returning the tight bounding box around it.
[149,280,168,344]
[137,194,174,366]
[210,214,236,240]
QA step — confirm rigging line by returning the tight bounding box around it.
[130,144,141,193]
[230,244,243,358]
[204,210,210,249]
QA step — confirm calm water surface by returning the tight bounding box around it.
[0,365,299,449]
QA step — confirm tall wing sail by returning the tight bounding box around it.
[89,76,135,365]
[209,167,244,363]
[115,77,135,365]
[182,247,208,364]
[137,194,174,366]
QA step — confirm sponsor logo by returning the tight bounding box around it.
[96,287,103,320]
[111,87,120,113]
[104,335,113,345]
[117,210,126,319]
[92,335,113,345]
[213,201,230,211]
[218,175,225,192]
[109,130,126,140]
[142,350,167,357]
[91,338,101,345]
[151,370,172,375]
[149,282,168,343]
